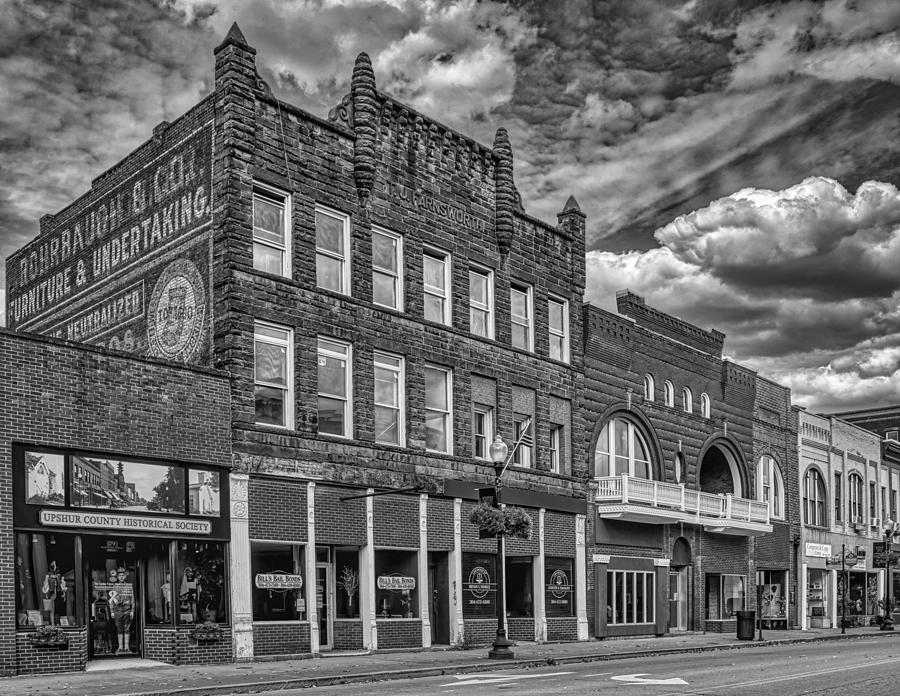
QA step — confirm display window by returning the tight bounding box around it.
[462,553,496,618]
[145,541,173,625]
[177,541,227,624]
[374,550,418,618]
[505,556,533,617]
[16,532,77,627]
[706,574,745,619]
[758,570,787,620]
[545,557,574,617]
[335,548,360,618]
[807,568,828,621]
[251,542,306,621]
[607,569,655,625]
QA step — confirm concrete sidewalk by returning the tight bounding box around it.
[3,626,898,696]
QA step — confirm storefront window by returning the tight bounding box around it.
[807,569,828,621]
[188,469,221,517]
[545,557,574,617]
[71,456,185,514]
[177,541,227,624]
[145,541,173,625]
[706,574,745,619]
[335,548,360,618]
[607,569,655,625]
[506,556,534,617]
[759,570,787,625]
[374,550,418,618]
[251,542,305,621]
[24,452,65,506]
[16,532,78,627]
[842,572,878,616]
[462,553,496,618]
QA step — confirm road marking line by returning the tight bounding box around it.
[443,671,574,687]
[612,673,688,685]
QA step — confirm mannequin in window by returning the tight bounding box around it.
[109,567,134,654]
[161,572,172,621]
[41,561,66,625]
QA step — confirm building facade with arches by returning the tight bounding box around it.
[583,292,798,638]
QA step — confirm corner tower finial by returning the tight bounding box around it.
[215,22,253,55]
[351,52,378,202]
[493,127,515,254]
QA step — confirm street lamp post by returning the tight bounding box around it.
[488,434,514,660]
[880,520,899,631]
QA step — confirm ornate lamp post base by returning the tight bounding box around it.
[489,633,515,659]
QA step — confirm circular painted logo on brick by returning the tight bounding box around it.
[549,569,571,599]
[467,566,492,598]
[147,258,206,362]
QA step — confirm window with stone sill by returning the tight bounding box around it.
[252,185,291,278]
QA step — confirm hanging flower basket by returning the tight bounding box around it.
[189,621,224,643]
[469,503,532,539]
[28,625,69,648]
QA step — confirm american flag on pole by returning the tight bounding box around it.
[515,415,533,448]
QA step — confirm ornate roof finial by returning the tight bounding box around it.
[493,127,515,254]
[351,52,378,202]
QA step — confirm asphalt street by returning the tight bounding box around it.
[263,638,900,696]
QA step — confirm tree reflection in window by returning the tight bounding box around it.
[595,417,653,479]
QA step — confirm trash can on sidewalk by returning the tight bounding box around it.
[736,610,755,640]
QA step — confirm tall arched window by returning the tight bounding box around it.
[804,468,827,526]
[674,452,685,484]
[643,374,655,401]
[700,393,710,419]
[757,455,784,519]
[848,472,864,524]
[682,387,693,413]
[664,381,674,407]
[595,417,652,480]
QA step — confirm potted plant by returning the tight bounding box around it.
[197,552,225,622]
[28,625,69,648]
[338,566,359,617]
[189,620,224,643]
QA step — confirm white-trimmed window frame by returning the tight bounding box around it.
[373,351,404,446]
[700,393,710,419]
[469,266,494,339]
[682,387,693,413]
[424,364,453,454]
[252,183,291,278]
[510,283,534,351]
[849,472,864,524]
[548,296,570,363]
[757,455,785,520]
[643,374,655,401]
[372,227,403,311]
[423,246,452,326]
[317,336,353,438]
[512,413,533,468]
[315,204,351,295]
[254,321,294,429]
[664,380,675,407]
[473,404,493,461]
[549,424,562,474]
[595,417,653,479]
[805,468,828,526]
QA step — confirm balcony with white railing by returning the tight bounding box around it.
[595,475,772,536]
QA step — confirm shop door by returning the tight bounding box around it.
[316,564,332,649]
[87,547,141,658]
[668,567,688,631]
[428,552,450,645]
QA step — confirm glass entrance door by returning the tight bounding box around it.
[316,564,332,649]
[87,546,141,658]
[669,567,688,631]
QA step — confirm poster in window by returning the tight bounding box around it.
[462,553,496,618]
[545,558,574,617]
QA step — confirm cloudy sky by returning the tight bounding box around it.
[1,0,899,412]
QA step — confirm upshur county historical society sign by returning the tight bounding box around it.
[39,509,211,535]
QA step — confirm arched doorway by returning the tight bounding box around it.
[669,538,692,631]
[698,443,744,498]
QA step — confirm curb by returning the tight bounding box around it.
[99,631,900,696]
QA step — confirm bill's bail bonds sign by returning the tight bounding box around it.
[8,124,213,328]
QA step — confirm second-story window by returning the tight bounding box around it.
[372,228,403,310]
[423,248,451,325]
[834,472,842,523]
[548,297,569,362]
[804,468,827,526]
[374,351,404,445]
[316,206,350,295]
[253,186,290,277]
[254,322,293,428]
[473,404,493,460]
[549,425,562,474]
[595,417,652,479]
[317,338,352,437]
[849,472,864,523]
[510,284,533,351]
[469,267,494,339]
[425,365,452,453]
[757,455,784,519]
[869,481,877,521]
[512,414,533,468]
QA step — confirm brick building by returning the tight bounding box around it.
[5,23,588,666]
[0,328,232,674]
[583,291,798,637]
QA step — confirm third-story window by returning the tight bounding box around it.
[254,322,293,428]
[316,206,350,295]
[317,338,352,437]
[372,228,403,310]
[469,267,494,339]
[682,387,693,413]
[423,248,451,325]
[252,186,290,277]
[548,297,569,362]
[510,284,533,351]
[869,482,877,520]
[473,405,493,460]
[664,381,674,407]
[424,365,452,453]
[849,473,864,523]
[374,352,404,445]
[834,472,842,523]
[700,393,710,419]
